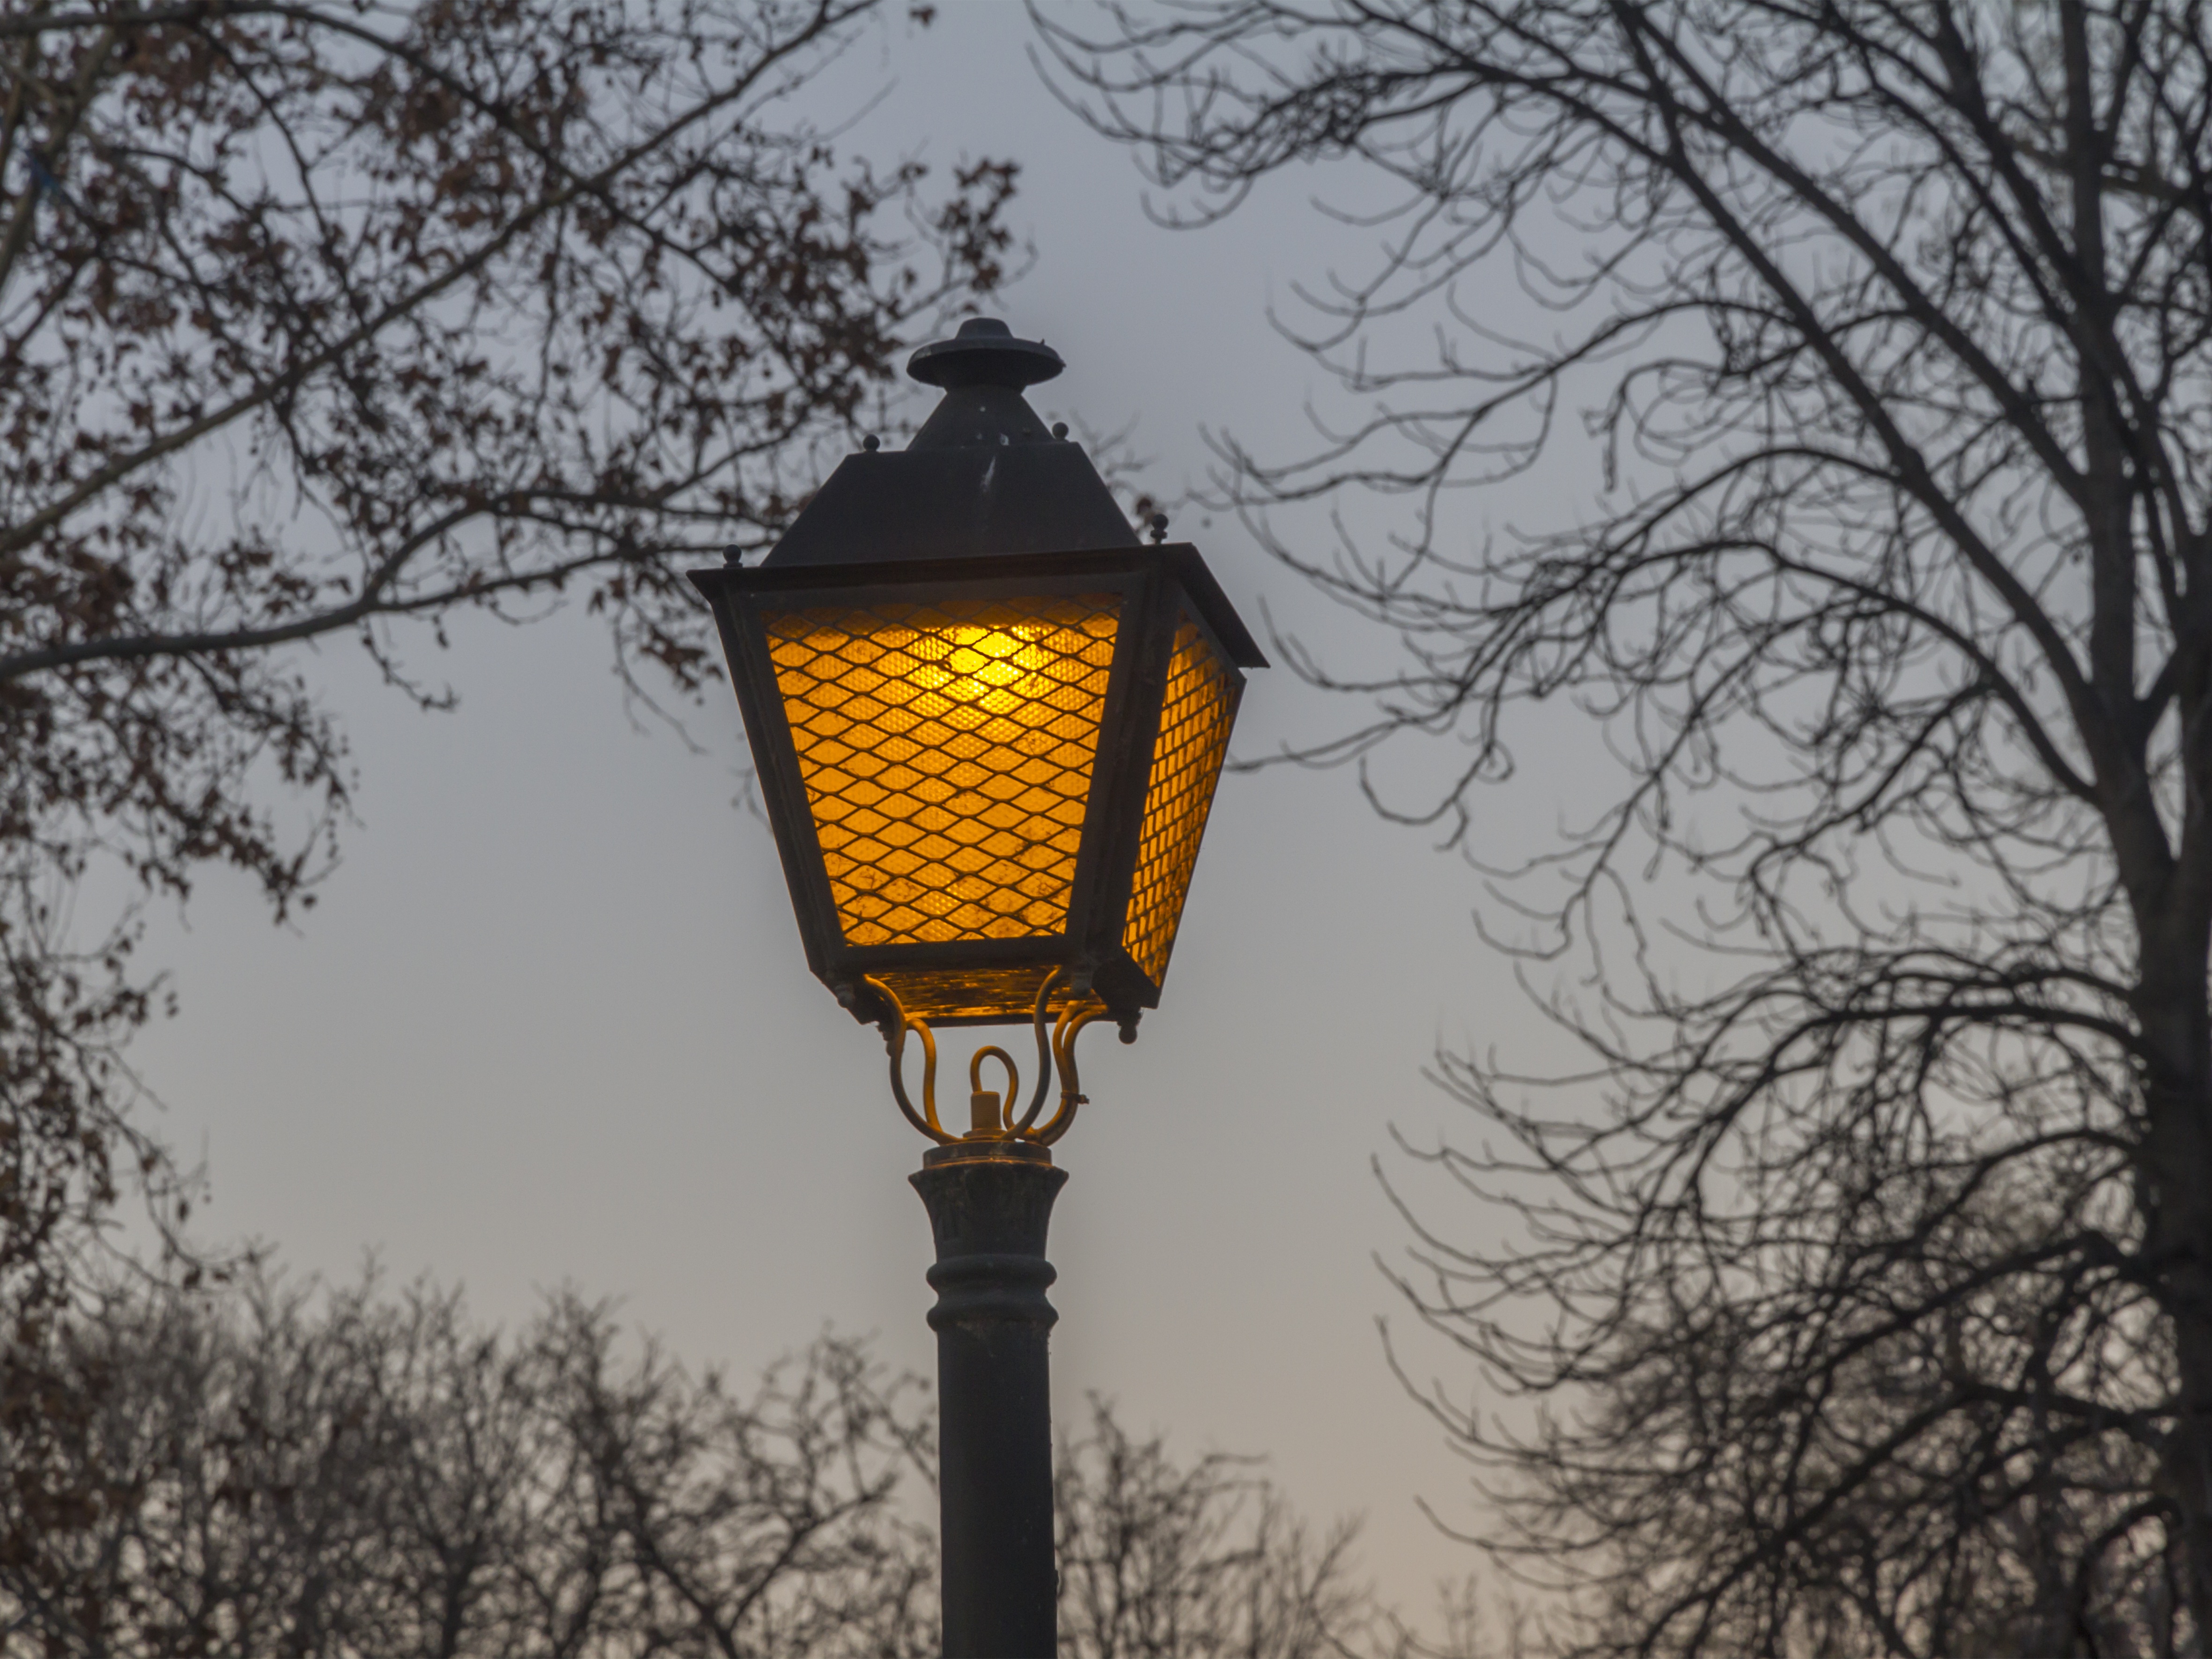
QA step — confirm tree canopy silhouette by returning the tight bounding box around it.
[2,1269,1482,1658]
[0,0,1009,1516]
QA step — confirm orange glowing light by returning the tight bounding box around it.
[763,597,1121,975]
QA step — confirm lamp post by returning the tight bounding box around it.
[692,317,1263,1659]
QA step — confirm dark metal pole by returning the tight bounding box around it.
[911,1138,1067,1659]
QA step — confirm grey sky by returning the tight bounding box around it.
[126,4,1608,1624]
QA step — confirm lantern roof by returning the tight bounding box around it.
[757,317,1143,572]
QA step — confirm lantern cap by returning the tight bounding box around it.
[907,316,1064,391]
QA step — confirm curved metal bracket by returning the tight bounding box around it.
[871,976,955,1144]
[863,969,1107,1149]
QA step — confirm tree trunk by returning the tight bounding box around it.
[2134,934,2212,1640]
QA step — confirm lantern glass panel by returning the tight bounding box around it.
[762,594,1122,948]
[1121,613,1238,987]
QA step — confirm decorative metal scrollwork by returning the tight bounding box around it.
[864,968,1107,1147]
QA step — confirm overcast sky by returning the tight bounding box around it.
[126,5,1616,1627]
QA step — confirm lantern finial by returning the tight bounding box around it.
[907,316,1065,391]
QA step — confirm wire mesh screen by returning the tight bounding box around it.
[764,595,1122,949]
[1121,615,1237,987]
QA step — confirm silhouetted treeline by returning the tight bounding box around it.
[1,1272,1481,1658]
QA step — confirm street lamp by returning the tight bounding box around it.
[692,317,1263,1659]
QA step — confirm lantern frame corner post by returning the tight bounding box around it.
[910,1138,1068,1659]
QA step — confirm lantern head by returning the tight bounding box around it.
[692,319,1264,1032]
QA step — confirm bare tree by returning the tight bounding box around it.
[0,0,1011,1497]
[1039,0,2212,1653]
[1056,1397,1486,1659]
[0,1274,940,1657]
[1,1274,1483,1658]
